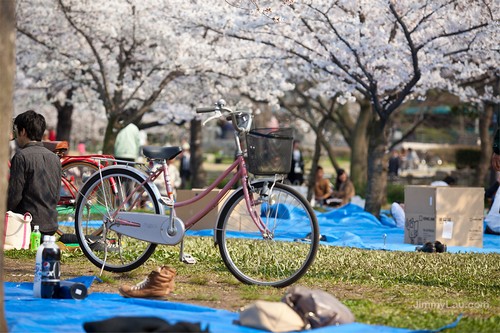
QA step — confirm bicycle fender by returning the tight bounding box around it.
[96,164,165,215]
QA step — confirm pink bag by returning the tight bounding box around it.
[3,211,32,250]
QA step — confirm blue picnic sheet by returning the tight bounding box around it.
[188,204,500,254]
[4,280,460,333]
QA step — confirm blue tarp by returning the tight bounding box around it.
[60,203,500,253]
[4,281,460,333]
[314,204,500,253]
[188,204,500,254]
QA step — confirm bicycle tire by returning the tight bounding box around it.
[58,161,99,236]
[74,167,159,272]
[216,180,319,287]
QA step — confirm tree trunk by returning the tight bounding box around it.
[475,103,494,187]
[307,133,323,202]
[0,0,16,330]
[349,100,371,195]
[319,132,340,171]
[364,118,389,217]
[55,103,73,143]
[190,118,206,188]
[52,87,75,142]
[102,118,119,155]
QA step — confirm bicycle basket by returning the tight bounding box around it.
[246,128,294,175]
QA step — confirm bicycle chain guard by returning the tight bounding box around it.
[110,212,185,245]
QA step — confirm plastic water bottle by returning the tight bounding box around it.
[33,235,48,297]
[30,225,41,250]
[40,236,61,299]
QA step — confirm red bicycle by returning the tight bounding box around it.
[42,141,115,238]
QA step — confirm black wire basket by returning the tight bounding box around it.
[246,128,294,175]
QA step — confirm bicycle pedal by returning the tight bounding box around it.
[181,254,197,264]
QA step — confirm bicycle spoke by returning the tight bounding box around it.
[217,181,318,287]
[74,167,159,272]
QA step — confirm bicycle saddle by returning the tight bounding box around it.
[142,146,182,160]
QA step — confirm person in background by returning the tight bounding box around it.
[8,110,62,237]
[400,148,408,170]
[313,166,333,206]
[48,127,56,141]
[327,168,355,207]
[287,140,305,185]
[486,112,500,235]
[485,172,500,210]
[180,142,191,189]
[406,148,420,170]
[114,122,141,163]
[388,149,400,178]
[78,140,87,155]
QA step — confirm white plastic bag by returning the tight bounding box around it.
[3,211,32,250]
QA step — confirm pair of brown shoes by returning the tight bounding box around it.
[416,240,447,253]
[119,266,176,299]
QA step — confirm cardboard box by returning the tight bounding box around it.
[404,186,484,247]
[175,189,233,230]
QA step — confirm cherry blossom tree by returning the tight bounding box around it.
[216,0,497,216]
[16,0,197,153]
[15,0,296,154]
[14,0,498,216]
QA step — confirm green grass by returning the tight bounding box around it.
[5,237,500,332]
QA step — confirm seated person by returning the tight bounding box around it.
[325,169,355,207]
[8,110,62,237]
[314,166,333,206]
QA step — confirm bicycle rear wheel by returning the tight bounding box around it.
[58,161,99,237]
[74,167,160,272]
[216,180,319,287]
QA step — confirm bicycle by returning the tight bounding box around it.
[74,99,319,287]
[40,141,115,238]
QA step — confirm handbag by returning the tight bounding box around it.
[282,286,355,328]
[4,211,32,250]
[238,300,306,333]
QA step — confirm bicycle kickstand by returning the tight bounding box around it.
[179,239,197,264]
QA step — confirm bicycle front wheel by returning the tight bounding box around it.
[216,180,319,287]
[74,167,160,272]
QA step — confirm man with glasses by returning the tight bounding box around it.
[8,110,62,238]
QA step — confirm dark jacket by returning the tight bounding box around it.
[8,142,61,234]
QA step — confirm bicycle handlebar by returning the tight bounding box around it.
[196,100,252,133]
[195,107,216,113]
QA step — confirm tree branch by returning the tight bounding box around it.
[57,0,112,110]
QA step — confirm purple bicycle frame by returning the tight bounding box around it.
[174,155,266,232]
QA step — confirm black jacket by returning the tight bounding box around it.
[8,142,61,234]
